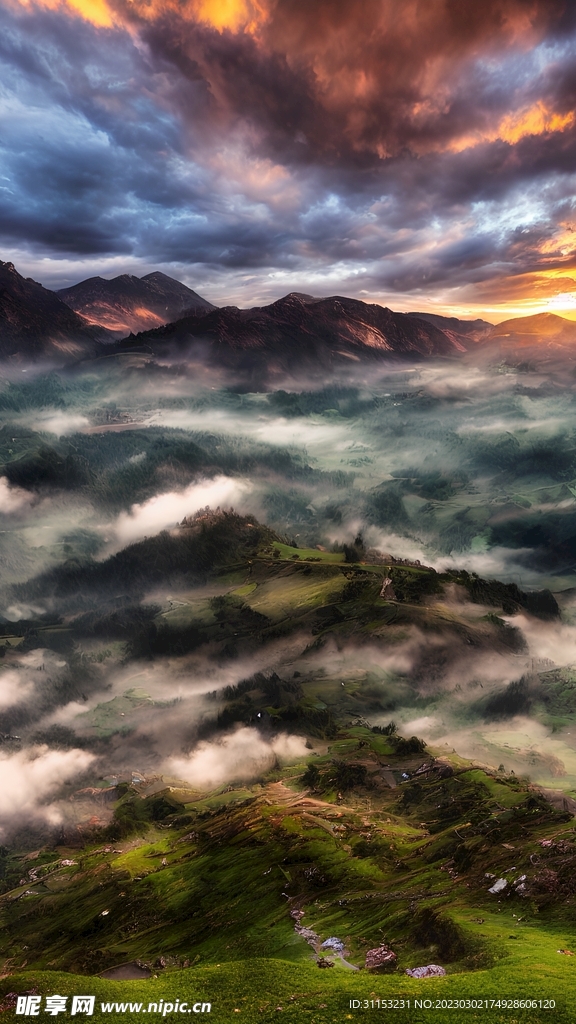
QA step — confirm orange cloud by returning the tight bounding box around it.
[499,101,574,144]
[11,0,269,31]
[473,271,576,303]
[13,0,114,27]
[10,0,570,165]
[449,101,575,153]
[539,225,576,257]
[447,270,576,322]
[434,271,576,324]
[194,0,268,33]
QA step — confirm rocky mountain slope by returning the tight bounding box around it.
[4,254,576,377]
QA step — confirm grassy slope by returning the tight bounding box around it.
[1,957,572,1024]
[2,541,576,1020]
[3,737,576,1020]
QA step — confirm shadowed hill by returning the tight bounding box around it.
[16,510,279,606]
[0,261,109,359]
[11,512,559,649]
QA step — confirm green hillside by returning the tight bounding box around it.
[1,524,576,1021]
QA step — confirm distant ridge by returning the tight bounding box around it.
[407,311,493,348]
[479,312,576,369]
[488,312,576,340]
[58,272,216,336]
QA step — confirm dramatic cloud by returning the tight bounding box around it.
[2,0,576,316]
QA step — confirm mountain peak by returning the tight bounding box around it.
[142,271,181,284]
[58,271,216,336]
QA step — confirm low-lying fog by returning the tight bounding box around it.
[2,354,576,836]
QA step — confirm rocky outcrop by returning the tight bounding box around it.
[119,292,470,379]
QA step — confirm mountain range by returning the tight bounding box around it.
[2,258,576,371]
[406,310,493,348]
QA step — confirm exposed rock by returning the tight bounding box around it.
[0,259,108,359]
[122,292,467,382]
[365,945,397,970]
[379,578,397,600]
[488,877,508,894]
[405,964,446,978]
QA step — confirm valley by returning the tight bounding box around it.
[2,267,576,1020]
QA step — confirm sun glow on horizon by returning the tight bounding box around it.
[427,294,576,326]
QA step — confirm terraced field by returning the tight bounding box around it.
[2,516,576,1021]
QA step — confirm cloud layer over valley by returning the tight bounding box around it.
[1,353,576,837]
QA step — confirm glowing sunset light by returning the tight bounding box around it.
[12,0,269,31]
[12,0,114,26]
[195,0,268,33]
[449,102,576,153]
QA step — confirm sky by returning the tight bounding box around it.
[1,0,576,320]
